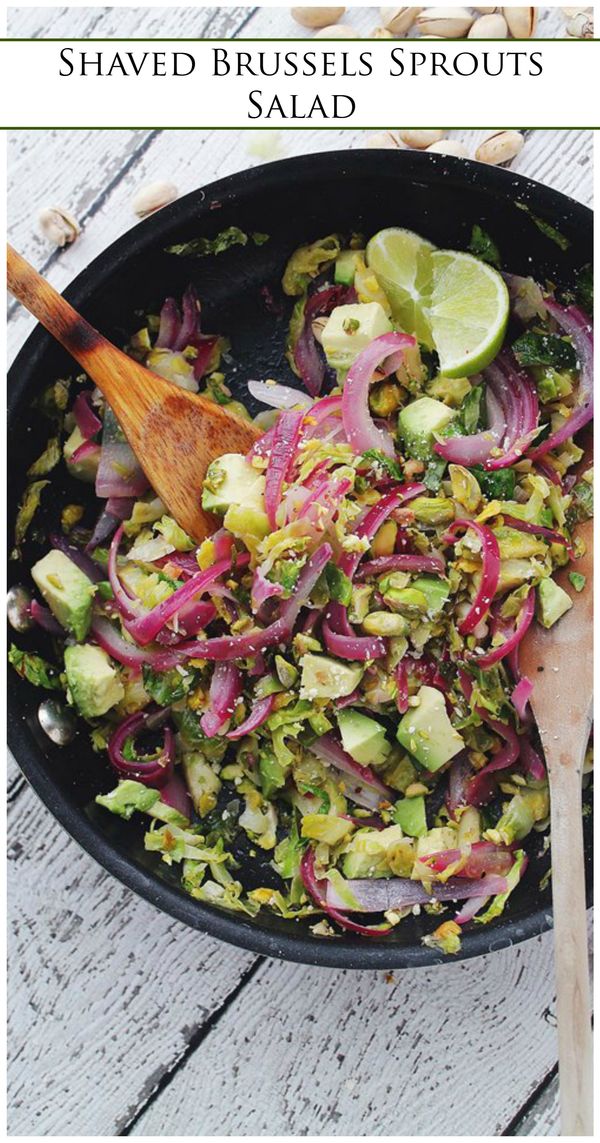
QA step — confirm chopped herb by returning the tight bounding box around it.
[142,665,194,705]
[468,224,501,269]
[361,449,403,480]
[470,466,516,501]
[568,572,586,593]
[8,645,61,690]
[325,564,353,606]
[461,385,483,435]
[165,226,250,258]
[512,331,577,371]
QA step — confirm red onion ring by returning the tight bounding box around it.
[226,693,277,740]
[342,331,417,458]
[470,588,535,669]
[264,410,305,528]
[527,299,593,460]
[108,711,174,787]
[444,519,500,635]
[301,847,393,936]
[201,662,243,737]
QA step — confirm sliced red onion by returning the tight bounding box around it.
[470,587,535,669]
[160,769,193,820]
[336,687,362,710]
[501,515,574,557]
[322,604,387,662]
[156,297,181,348]
[302,393,344,443]
[527,299,593,460]
[342,331,416,458]
[177,543,332,661]
[29,598,63,634]
[49,532,104,583]
[106,496,135,522]
[296,476,351,527]
[96,407,148,499]
[108,711,174,787]
[294,284,357,398]
[247,422,276,462]
[200,662,243,737]
[512,677,534,722]
[72,391,102,439]
[226,693,276,740]
[125,554,249,646]
[340,484,426,581]
[91,614,184,671]
[483,354,540,470]
[434,387,504,465]
[324,872,509,912]
[264,410,304,528]
[520,738,546,781]
[395,660,409,714]
[301,848,392,936]
[251,566,284,614]
[446,754,472,820]
[444,519,500,636]
[454,895,490,925]
[423,840,514,878]
[310,733,393,807]
[535,458,562,488]
[467,718,521,806]
[356,552,445,580]
[70,438,102,466]
[248,380,313,411]
[108,525,146,621]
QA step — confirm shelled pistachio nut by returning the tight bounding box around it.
[475,130,525,165]
[132,180,179,217]
[371,25,395,37]
[426,139,469,157]
[291,7,345,27]
[503,6,537,37]
[415,7,474,36]
[38,206,80,247]
[379,7,423,34]
[468,12,508,35]
[399,128,446,149]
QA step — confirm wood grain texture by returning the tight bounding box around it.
[6,6,592,1136]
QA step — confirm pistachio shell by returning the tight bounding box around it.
[503,6,537,37]
[364,131,401,149]
[468,12,508,35]
[38,206,80,247]
[415,6,474,36]
[426,139,469,157]
[475,130,525,166]
[132,180,179,217]
[399,128,446,149]
[313,23,358,36]
[291,6,345,28]
[370,25,395,37]
[379,6,423,34]
[566,11,593,36]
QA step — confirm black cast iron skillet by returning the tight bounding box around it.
[8,150,593,969]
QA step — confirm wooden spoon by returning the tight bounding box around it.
[7,245,261,542]
[519,438,593,1136]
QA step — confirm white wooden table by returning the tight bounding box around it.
[7,6,592,1136]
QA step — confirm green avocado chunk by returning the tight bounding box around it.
[537,577,573,629]
[337,709,391,766]
[31,550,96,641]
[334,249,364,286]
[397,685,464,773]
[398,396,455,461]
[299,654,364,701]
[393,794,427,838]
[201,453,265,515]
[64,643,124,718]
[321,302,393,371]
[410,574,450,616]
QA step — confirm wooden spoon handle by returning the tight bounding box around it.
[549,763,593,1135]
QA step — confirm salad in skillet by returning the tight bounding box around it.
[10,225,593,952]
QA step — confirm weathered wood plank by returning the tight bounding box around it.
[513,1074,560,1137]
[129,931,561,1137]
[7,784,258,1137]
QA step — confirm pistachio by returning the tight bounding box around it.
[291,6,345,27]
[364,130,401,149]
[475,130,525,166]
[468,12,508,35]
[313,23,358,36]
[566,11,593,36]
[370,25,395,37]
[362,611,408,637]
[132,180,179,218]
[426,139,469,157]
[503,6,537,37]
[38,206,80,247]
[379,6,423,34]
[399,128,446,149]
[415,7,474,36]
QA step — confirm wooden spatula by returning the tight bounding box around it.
[519,440,593,1136]
[7,245,261,542]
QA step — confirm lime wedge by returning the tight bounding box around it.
[427,250,509,377]
[366,227,436,347]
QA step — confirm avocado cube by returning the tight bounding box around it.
[410,575,450,616]
[337,709,390,766]
[397,685,464,773]
[321,302,393,371]
[398,396,455,461]
[537,577,573,629]
[393,794,427,838]
[334,249,364,287]
[31,550,96,642]
[65,644,124,718]
[299,654,363,701]
[64,425,100,483]
[201,453,265,515]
